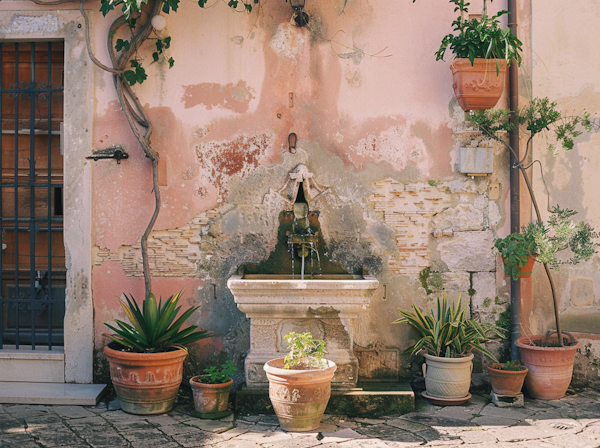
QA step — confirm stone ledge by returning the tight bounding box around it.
[236,382,414,418]
[0,382,107,405]
[0,346,64,360]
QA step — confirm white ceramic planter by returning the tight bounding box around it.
[423,353,473,399]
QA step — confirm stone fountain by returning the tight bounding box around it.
[228,165,380,389]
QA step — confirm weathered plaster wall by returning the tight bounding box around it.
[84,0,515,383]
[528,1,600,387]
[0,0,515,384]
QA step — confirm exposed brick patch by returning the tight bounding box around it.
[93,210,220,277]
[369,178,450,275]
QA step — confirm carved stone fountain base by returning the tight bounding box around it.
[228,274,379,389]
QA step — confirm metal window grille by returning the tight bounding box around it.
[0,42,65,350]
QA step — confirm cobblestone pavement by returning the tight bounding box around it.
[1,390,599,447]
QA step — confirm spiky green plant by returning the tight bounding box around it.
[103,292,212,353]
[393,292,505,361]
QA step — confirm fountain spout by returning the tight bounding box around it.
[288,183,320,279]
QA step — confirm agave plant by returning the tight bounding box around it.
[104,291,212,353]
[393,292,505,361]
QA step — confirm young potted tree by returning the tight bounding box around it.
[264,332,336,432]
[103,292,212,415]
[189,360,236,418]
[469,98,599,399]
[394,293,505,405]
[415,0,522,110]
[487,360,528,396]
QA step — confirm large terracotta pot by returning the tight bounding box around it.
[104,345,187,415]
[515,334,581,400]
[487,363,528,396]
[264,358,336,432]
[450,58,507,110]
[423,353,473,399]
[189,376,233,414]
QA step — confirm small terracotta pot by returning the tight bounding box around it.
[423,353,473,399]
[515,335,581,400]
[189,377,233,414]
[104,345,187,415]
[264,358,336,432]
[502,254,537,278]
[450,58,507,110]
[487,363,528,396]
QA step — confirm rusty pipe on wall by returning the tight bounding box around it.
[508,0,521,360]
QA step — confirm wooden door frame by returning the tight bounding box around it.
[0,9,93,383]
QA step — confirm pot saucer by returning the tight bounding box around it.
[422,392,471,406]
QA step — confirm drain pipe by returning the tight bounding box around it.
[508,0,521,360]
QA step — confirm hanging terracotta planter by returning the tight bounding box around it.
[104,344,187,415]
[487,363,528,396]
[501,254,537,278]
[450,58,507,111]
[515,334,581,400]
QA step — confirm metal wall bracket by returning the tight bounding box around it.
[86,145,129,164]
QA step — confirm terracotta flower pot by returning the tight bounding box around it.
[450,58,507,110]
[104,345,187,415]
[487,363,528,396]
[501,254,537,278]
[515,334,581,400]
[189,377,233,414]
[264,358,336,432]
[422,353,474,399]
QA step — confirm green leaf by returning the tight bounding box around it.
[100,0,116,16]
[115,39,130,52]
[168,57,175,68]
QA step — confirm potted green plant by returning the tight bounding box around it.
[263,332,336,432]
[416,0,522,110]
[103,291,212,415]
[494,223,539,280]
[469,98,599,399]
[394,292,505,405]
[486,360,528,396]
[189,360,236,418]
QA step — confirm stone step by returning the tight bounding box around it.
[236,382,414,417]
[0,382,107,405]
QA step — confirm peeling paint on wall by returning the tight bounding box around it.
[181,80,256,113]
[196,133,273,199]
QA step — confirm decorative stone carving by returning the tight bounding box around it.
[229,274,379,389]
[277,164,328,204]
[355,343,400,380]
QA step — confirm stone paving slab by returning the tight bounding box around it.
[0,389,598,447]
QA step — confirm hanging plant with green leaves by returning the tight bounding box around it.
[413,0,522,73]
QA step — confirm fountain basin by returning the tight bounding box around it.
[228,274,379,389]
